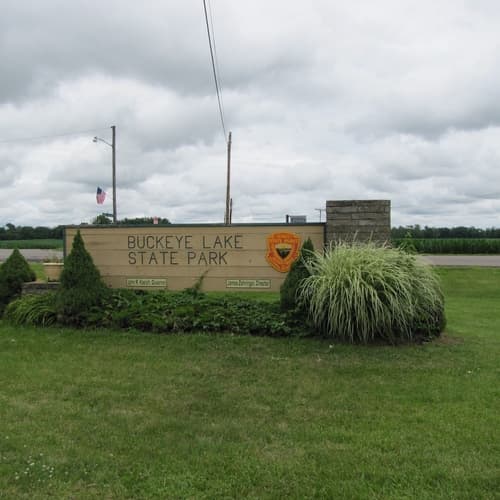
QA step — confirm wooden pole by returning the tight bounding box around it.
[225,131,232,225]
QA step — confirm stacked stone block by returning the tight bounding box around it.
[22,282,59,295]
[326,200,391,244]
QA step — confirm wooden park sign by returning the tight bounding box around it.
[64,224,324,292]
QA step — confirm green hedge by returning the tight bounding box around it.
[6,289,302,337]
[392,238,500,254]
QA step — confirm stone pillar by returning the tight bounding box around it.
[325,200,391,245]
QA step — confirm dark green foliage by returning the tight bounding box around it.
[56,230,108,324]
[183,270,209,297]
[391,224,500,239]
[7,286,307,337]
[117,217,170,225]
[92,213,112,224]
[0,248,36,314]
[0,223,63,240]
[392,238,500,254]
[280,238,315,312]
[0,239,62,250]
[5,293,57,326]
[397,231,417,254]
[87,290,296,337]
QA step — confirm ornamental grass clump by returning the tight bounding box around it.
[298,242,445,343]
[5,292,57,326]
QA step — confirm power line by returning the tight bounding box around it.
[207,0,226,124]
[0,126,111,144]
[203,0,227,142]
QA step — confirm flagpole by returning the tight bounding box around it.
[93,126,117,224]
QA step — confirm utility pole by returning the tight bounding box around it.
[111,125,117,223]
[315,208,325,222]
[224,131,232,225]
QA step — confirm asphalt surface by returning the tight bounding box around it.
[419,255,500,267]
[0,249,63,262]
[1,249,500,267]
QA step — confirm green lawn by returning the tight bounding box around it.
[0,268,499,499]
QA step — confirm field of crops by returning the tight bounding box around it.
[393,238,500,254]
[0,239,63,250]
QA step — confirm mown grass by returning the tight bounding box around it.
[0,268,499,499]
[0,239,63,250]
[28,263,45,282]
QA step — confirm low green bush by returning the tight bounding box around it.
[0,248,36,314]
[56,230,109,324]
[5,293,57,326]
[92,290,296,336]
[6,288,299,337]
[280,238,315,312]
[299,242,445,343]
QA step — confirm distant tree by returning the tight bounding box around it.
[117,217,170,225]
[92,214,113,225]
[392,225,500,240]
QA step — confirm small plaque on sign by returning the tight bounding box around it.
[226,279,271,289]
[126,278,167,288]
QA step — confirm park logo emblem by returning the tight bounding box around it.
[266,232,301,272]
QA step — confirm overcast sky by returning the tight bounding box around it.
[1,0,499,228]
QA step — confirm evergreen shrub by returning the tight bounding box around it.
[0,248,36,314]
[56,230,108,324]
[280,238,315,312]
[299,241,446,343]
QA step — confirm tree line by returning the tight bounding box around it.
[91,214,171,225]
[391,225,500,239]
[0,223,64,241]
[0,216,171,240]
[1,221,499,240]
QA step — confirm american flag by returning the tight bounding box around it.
[96,187,106,204]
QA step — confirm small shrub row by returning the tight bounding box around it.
[393,238,500,254]
[93,290,297,336]
[6,289,302,337]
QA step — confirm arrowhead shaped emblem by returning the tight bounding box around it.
[266,232,301,272]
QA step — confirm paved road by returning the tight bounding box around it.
[1,249,500,267]
[0,249,63,262]
[420,255,500,267]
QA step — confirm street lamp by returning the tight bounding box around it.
[93,125,117,223]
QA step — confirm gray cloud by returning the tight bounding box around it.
[1,0,500,228]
